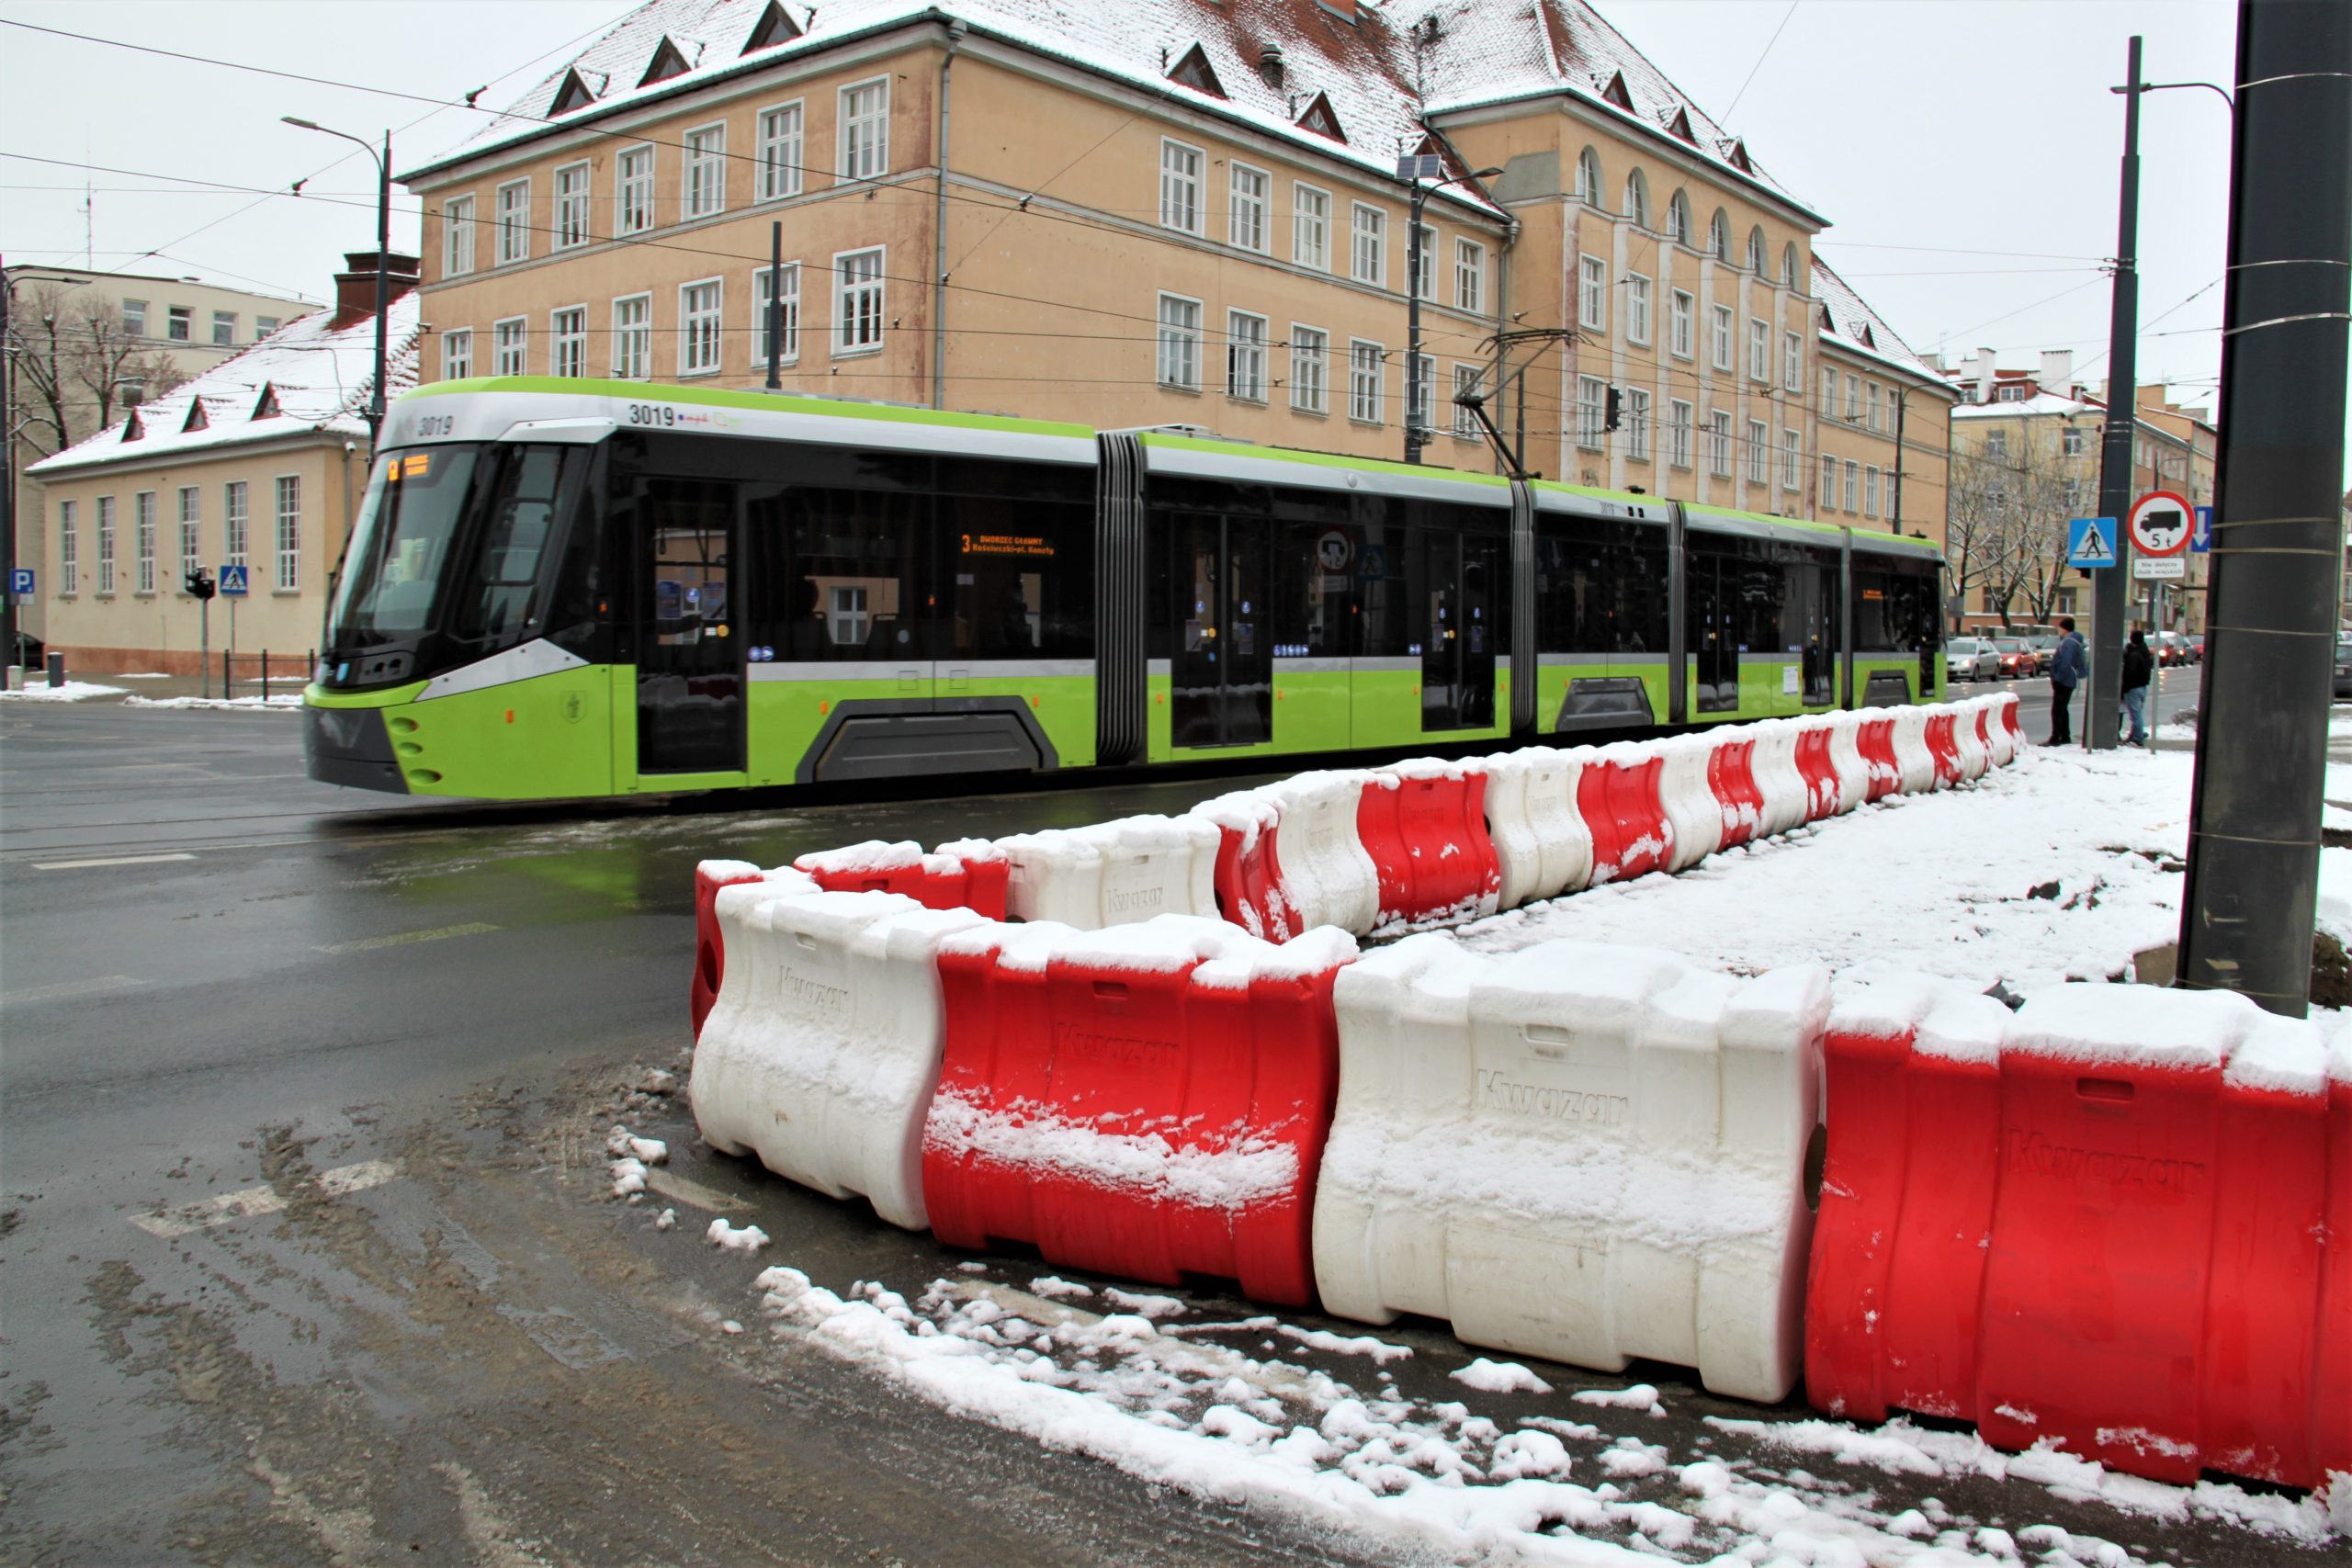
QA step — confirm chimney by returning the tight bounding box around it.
[332,250,421,329]
[1258,39,1284,88]
[1969,345,1998,404]
[2039,348,2075,397]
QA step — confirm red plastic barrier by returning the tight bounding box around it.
[1856,717,1902,803]
[1807,987,2346,1490]
[1577,749,1672,884]
[1923,712,1962,787]
[1708,739,1765,850]
[922,922,1354,1305]
[2000,694,2026,741]
[794,840,1009,919]
[691,860,768,1039]
[2320,1063,2352,1483]
[1354,763,1501,927]
[1973,706,1996,767]
[1792,726,1841,822]
[1195,795,1295,942]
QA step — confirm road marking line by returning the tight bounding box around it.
[30,852,197,871]
[132,1158,401,1238]
[645,1169,748,1213]
[2,974,147,1006]
[315,921,500,954]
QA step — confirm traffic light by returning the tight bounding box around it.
[185,567,216,601]
[1604,386,1623,432]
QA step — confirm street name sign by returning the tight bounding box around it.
[2126,490,2194,558]
[2068,516,2119,570]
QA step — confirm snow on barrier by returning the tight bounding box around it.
[1950,702,1991,782]
[1314,935,1831,1404]
[1980,695,2018,769]
[1855,715,1902,803]
[1707,734,1766,851]
[691,886,989,1231]
[1922,710,1964,788]
[1822,711,1871,815]
[922,915,1359,1304]
[998,815,1220,929]
[1747,721,1811,839]
[1891,706,1938,795]
[1261,771,1381,936]
[1657,734,1724,873]
[1791,718,1843,823]
[1481,747,1593,908]
[794,839,1010,919]
[1358,759,1503,929]
[1805,981,2352,1491]
[1190,790,1293,942]
[1578,742,1675,885]
[692,860,815,1040]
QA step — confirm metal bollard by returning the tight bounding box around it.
[46,651,63,689]
[261,649,269,704]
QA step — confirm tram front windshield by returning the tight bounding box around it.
[328,446,482,645]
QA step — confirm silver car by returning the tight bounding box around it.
[1945,637,2004,682]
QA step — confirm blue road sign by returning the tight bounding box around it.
[7,568,32,596]
[2192,505,2213,554]
[2068,516,2119,570]
[218,564,249,596]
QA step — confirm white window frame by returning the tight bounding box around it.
[177,487,200,576]
[275,474,300,592]
[1624,388,1652,460]
[1293,184,1330,271]
[135,491,156,594]
[1821,453,1838,506]
[1625,273,1652,347]
[1290,324,1328,413]
[1748,318,1770,383]
[1159,138,1204,234]
[1864,464,1881,518]
[167,306,191,343]
[1228,162,1269,253]
[1576,375,1607,448]
[612,294,651,379]
[495,178,530,265]
[839,77,890,181]
[1782,331,1802,391]
[122,299,146,338]
[57,499,76,593]
[492,316,526,377]
[1410,223,1435,300]
[1845,374,1861,421]
[1747,417,1769,484]
[678,277,723,376]
[684,123,727,220]
[1866,380,1883,432]
[1350,203,1385,287]
[1669,290,1694,359]
[442,326,473,381]
[1821,367,1838,416]
[211,310,236,347]
[555,161,591,248]
[1781,428,1801,490]
[759,101,805,201]
[833,247,886,355]
[616,145,655,235]
[1708,411,1733,478]
[1157,292,1203,389]
[1711,304,1733,372]
[550,305,587,377]
[1668,400,1693,468]
[223,482,247,569]
[1348,339,1384,424]
[1453,363,1484,439]
[1407,351,1433,432]
[1226,310,1267,403]
[96,495,115,594]
[2063,425,2086,457]
[1842,459,1860,513]
[1578,254,1607,333]
[1454,238,1485,313]
[753,264,801,366]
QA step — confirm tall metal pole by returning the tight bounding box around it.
[2088,35,2144,751]
[1406,181,1428,465]
[2176,0,2352,1015]
[1,255,17,674]
[370,132,389,437]
[766,220,784,390]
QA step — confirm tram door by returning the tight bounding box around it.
[637,479,743,774]
[1421,530,1498,730]
[1169,514,1272,748]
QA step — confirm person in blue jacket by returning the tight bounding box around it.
[2048,617,2088,745]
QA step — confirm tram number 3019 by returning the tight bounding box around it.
[626,403,679,428]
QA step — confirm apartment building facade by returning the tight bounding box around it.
[398,0,1949,539]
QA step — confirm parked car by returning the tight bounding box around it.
[2158,632,2192,667]
[2024,632,2060,674]
[2188,634,2205,664]
[2335,636,2352,700]
[1947,637,2004,682]
[1991,637,2036,680]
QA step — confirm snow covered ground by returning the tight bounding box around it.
[121,694,304,712]
[0,680,125,702]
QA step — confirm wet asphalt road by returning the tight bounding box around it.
[0,687,2322,1567]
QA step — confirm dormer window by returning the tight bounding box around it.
[1724,138,1754,174]
[120,409,144,443]
[1295,91,1345,143]
[1167,41,1225,99]
[182,400,209,433]
[252,383,282,420]
[549,68,597,116]
[1664,107,1695,145]
[639,36,691,87]
[742,0,802,53]
[1597,70,1634,111]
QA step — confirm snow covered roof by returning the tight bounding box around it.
[1951,390,2095,420]
[407,0,1805,219]
[1810,255,1946,389]
[30,297,423,475]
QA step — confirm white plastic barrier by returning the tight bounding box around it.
[1823,711,1871,815]
[691,886,989,1231]
[1483,747,1593,908]
[1263,770,1381,936]
[1984,694,2019,768]
[1952,699,1992,781]
[1657,733,1723,873]
[1747,720,1811,838]
[998,813,1220,928]
[1185,788,1290,939]
[1314,936,1831,1403]
[1891,705,1938,795]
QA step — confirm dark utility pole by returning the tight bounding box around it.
[369,130,390,435]
[2087,35,2145,751]
[2,254,16,673]
[766,220,785,389]
[2176,0,2352,1015]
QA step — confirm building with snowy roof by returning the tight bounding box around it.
[26,253,424,677]
[398,0,1951,544]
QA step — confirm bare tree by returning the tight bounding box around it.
[1947,423,2082,628]
[6,283,186,460]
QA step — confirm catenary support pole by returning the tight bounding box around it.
[766,220,783,390]
[2088,35,2144,751]
[2,254,17,675]
[370,133,389,437]
[2176,0,2352,1015]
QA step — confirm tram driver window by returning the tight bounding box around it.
[458,446,581,643]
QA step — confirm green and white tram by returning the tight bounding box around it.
[304,378,1943,799]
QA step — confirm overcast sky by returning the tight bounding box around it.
[4,0,2340,481]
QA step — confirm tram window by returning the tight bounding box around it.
[327,446,482,641]
[453,446,578,643]
[1686,540,1739,710]
[1855,562,1937,652]
[1608,521,1670,654]
[642,480,733,648]
[780,486,927,660]
[1351,494,1507,660]
[937,472,1092,661]
[1534,513,1610,655]
[1792,552,1839,702]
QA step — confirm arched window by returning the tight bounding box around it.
[1668,190,1691,244]
[1623,168,1648,227]
[1747,226,1767,273]
[1575,146,1603,204]
[1709,209,1730,262]
[1781,242,1801,289]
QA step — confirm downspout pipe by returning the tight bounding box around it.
[931,17,967,411]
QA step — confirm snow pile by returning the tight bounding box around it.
[741,1264,2339,1563]
[0,680,125,702]
[707,1218,769,1253]
[122,694,304,712]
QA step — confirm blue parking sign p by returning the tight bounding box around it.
[6,568,31,596]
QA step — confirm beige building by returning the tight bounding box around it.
[5,265,314,655]
[24,254,422,677]
[398,0,1948,537]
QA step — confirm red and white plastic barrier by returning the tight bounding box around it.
[1747,721,1812,838]
[795,839,1011,918]
[1822,712,1871,815]
[1261,771,1382,936]
[1578,742,1675,884]
[1657,733,1724,872]
[922,916,1359,1304]
[691,860,815,1041]
[998,815,1220,928]
[1481,746,1594,908]
[1313,936,1831,1403]
[1357,759,1503,928]
[1190,790,1293,942]
[1707,734,1767,850]
[1891,706,1938,795]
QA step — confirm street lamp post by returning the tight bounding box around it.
[282,118,391,438]
[1400,156,1503,465]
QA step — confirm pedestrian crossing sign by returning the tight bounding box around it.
[2068,516,2118,570]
